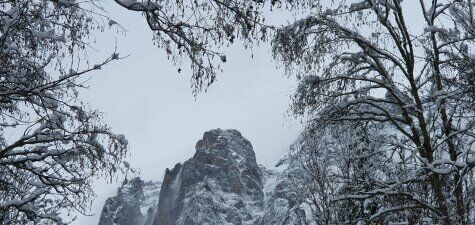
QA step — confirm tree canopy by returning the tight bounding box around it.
[120,0,475,224]
[272,1,475,224]
[2,0,475,224]
[0,1,127,224]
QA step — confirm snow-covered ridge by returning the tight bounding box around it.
[98,129,306,225]
[97,178,161,225]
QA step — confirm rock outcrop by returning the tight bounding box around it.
[155,129,264,225]
[97,177,161,225]
[98,129,307,225]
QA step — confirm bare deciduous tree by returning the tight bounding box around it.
[272,1,475,224]
[0,1,128,224]
[3,0,474,224]
[122,1,475,224]
[114,0,271,93]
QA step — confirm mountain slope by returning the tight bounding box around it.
[97,129,307,225]
[155,129,264,225]
[97,177,161,225]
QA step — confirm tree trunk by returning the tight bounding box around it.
[430,175,452,225]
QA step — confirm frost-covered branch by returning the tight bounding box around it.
[0,1,129,224]
[115,0,272,93]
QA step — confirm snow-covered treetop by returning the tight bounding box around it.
[269,1,475,224]
[0,1,128,224]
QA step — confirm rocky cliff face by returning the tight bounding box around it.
[97,129,307,225]
[97,177,161,225]
[155,129,265,225]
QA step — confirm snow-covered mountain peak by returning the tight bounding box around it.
[97,129,306,225]
[195,129,256,165]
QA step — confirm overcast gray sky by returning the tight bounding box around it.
[71,3,302,225]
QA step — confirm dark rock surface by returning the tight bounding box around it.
[155,129,264,225]
[98,129,308,225]
[97,177,161,225]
